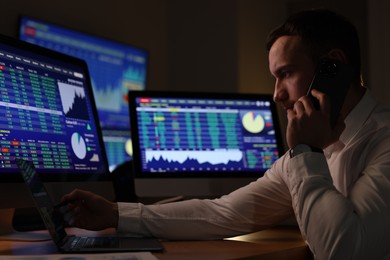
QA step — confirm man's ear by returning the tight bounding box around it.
[324,49,348,64]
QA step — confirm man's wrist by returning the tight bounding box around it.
[289,144,323,158]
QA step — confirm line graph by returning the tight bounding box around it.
[58,82,89,120]
[145,149,243,170]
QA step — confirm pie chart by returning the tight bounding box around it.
[242,112,265,134]
[125,138,133,156]
[71,132,87,159]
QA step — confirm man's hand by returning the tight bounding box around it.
[286,89,345,149]
[60,189,119,231]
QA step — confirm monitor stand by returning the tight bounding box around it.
[0,208,50,241]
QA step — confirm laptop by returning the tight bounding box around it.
[15,158,164,253]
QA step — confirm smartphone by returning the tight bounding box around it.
[307,59,354,127]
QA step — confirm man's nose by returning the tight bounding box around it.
[273,80,287,103]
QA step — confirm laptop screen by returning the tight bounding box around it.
[129,91,284,178]
[15,158,67,244]
[0,34,108,177]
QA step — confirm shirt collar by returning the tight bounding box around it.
[324,88,377,157]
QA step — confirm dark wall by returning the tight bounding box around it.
[166,0,238,93]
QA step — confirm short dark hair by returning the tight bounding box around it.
[266,9,361,82]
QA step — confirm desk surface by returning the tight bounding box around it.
[0,226,313,260]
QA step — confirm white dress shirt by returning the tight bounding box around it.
[117,89,390,259]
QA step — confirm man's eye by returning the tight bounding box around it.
[281,71,291,78]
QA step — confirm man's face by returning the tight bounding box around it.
[268,35,316,111]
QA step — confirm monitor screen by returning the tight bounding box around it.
[18,16,149,170]
[0,35,107,176]
[0,34,114,210]
[128,91,285,198]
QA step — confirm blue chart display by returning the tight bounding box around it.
[134,96,281,173]
[102,129,132,171]
[18,16,149,169]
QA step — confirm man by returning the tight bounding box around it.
[61,9,390,259]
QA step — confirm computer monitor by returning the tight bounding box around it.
[128,91,285,199]
[18,16,149,171]
[0,34,113,238]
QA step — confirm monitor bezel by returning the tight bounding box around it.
[128,90,285,179]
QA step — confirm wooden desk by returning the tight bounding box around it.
[0,226,313,259]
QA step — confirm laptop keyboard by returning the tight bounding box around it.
[71,236,118,249]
